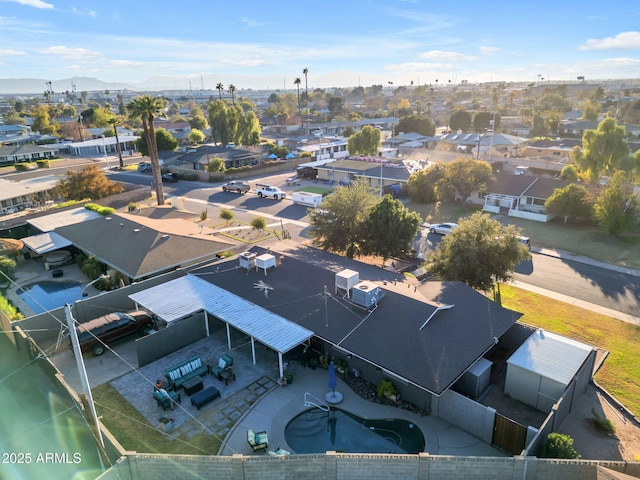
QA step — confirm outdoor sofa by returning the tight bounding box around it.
[164,356,208,390]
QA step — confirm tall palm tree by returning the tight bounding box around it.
[216,82,224,100]
[128,95,166,205]
[228,84,236,105]
[108,117,124,169]
[294,77,302,131]
[302,67,309,113]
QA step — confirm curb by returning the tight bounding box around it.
[532,247,640,278]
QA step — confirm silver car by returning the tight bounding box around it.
[427,222,459,235]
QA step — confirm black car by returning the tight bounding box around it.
[162,172,179,182]
[74,310,154,356]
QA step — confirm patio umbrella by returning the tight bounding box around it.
[285,152,295,159]
[328,360,337,395]
[268,153,278,159]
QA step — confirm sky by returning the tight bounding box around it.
[1,0,639,91]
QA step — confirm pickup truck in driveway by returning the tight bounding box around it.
[221,180,251,194]
[255,184,286,200]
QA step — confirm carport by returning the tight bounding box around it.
[129,275,314,378]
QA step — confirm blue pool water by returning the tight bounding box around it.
[17,281,83,314]
[285,408,425,454]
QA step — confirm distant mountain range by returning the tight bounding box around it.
[0,77,139,95]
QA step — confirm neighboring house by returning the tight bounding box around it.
[557,120,600,137]
[315,158,411,190]
[479,172,570,222]
[0,175,61,215]
[296,137,349,162]
[0,144,57,166]
[521,139,581,162]
[63,135,139,157]
[53,208,233,282]
[0,124,31,137]
[438,132,528,158]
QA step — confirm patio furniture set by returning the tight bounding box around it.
[152,353,237,412]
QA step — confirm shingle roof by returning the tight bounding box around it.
[55,210,232,280]
[192,246,521,395]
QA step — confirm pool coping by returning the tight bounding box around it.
[218,365,507,457]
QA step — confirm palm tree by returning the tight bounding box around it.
[216,82,224,101]
[294,77,302,131]
[228,84,236,105]
[128,95,166,205]
[108,117,124,169]
[302,67,309,114]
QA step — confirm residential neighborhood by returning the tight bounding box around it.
[1,13,640,478]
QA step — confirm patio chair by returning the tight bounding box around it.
[247,429,268,452]
[211,354,233,379]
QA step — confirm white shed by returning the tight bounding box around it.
[504,329,594,412]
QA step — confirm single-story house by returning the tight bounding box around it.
[315,158,411,190]
[296,137,349,162]
[0,175,62,215]
[0,144,58,166]
[63,135,139,157]
[53,208,234,282]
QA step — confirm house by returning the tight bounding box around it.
[296,136,349,162]
[0,175,62,215]
[0,143,57,166]
[480,172,570,222]
[63,135,139,157]
[52,208,234,282]
[314,158,411,190]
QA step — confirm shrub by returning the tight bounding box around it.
[84,203,116,216]
[127,202,139,212]
[14,162,30,171]
[592,409,616,434]
[540,433,580,459]
[376,379,398,399]
[0,294,23,321]
[220,209,234,222]
[177,171,198,181]
[251,217,266,231]
[208,173,225,183]
[200,209,208,221]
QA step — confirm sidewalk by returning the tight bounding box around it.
[514,247,640,327]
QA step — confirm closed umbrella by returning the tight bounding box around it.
[328,361,337,395]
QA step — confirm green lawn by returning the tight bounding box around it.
[296,186,333,195]
[500,284,640,416]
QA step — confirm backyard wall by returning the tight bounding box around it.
[95,452,640,480]
[434,390,496,444]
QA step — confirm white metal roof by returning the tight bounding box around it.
[507,329,593,386]
[28,207,103,232]
[21,231,72,254]
[0,176,61,202]
[129,275,313,353]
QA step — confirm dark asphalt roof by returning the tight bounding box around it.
[55,210,232,280]
[192,246,521,395]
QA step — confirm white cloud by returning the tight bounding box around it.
[37,45,101,60]
[385,61,454,72]
[7,0,53,9]
[68,7,97,17]
[220,57,269,67]
[241,17,262,28]
[479,46,500,56]
[418,50,479,61]
[580,31,640,51]
[0,48,26,55]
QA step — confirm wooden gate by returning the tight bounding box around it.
[493,413,527,455]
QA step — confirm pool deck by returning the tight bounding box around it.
[219,366,506,457]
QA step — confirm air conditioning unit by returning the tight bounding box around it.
[351,281,380,308]
[239,252,256,271]
[335,269,359,295]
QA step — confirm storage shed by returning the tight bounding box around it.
[504,329,595,412]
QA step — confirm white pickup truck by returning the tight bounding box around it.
[255,184,286,200]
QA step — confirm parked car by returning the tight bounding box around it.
[74,310,154,356]
[161,172,179,183]
[222,180,250,194]
[138,162,152,172]
[426,222,459,235]
[255,184,286,200]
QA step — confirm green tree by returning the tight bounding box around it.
[128,95,166,205]
[308,181,378,258]
[294,77,302,129]
[189,114,208,130]
[208,100,229,146]
[239,110,261,146]
[251,216,266,232]
[135,128,178,155]
[577,114,630,183]
[581,99,601,121]
[449,109,472,132]
[0,255,17,282]
[406,163,447,203]
[31,105,56,134]
[594,171,640,235]
[363,195,421,264]
[347,125,381,156]
[108,117,124,168]
[220,209,234,223]
[473,111,500,132]
[55,164,124,201]
[540,433,580,459]
[530,113,549,137]
[207,157,226,173]
[425,212,531,291]
[228,84,236,105]
[559,164,579,182]
[442,158,492,204]
[544,184,594,224]
[187,128,206,145]
[216,82,224,101]
[395,114,436,137]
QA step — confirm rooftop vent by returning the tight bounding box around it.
[335,269,359,296]
[239,252,256,271]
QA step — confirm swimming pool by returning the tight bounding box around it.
[284,408,425,454]
[17,281,83,314]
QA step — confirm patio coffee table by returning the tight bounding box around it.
[218,368,236,385]
[182,376,203,396]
